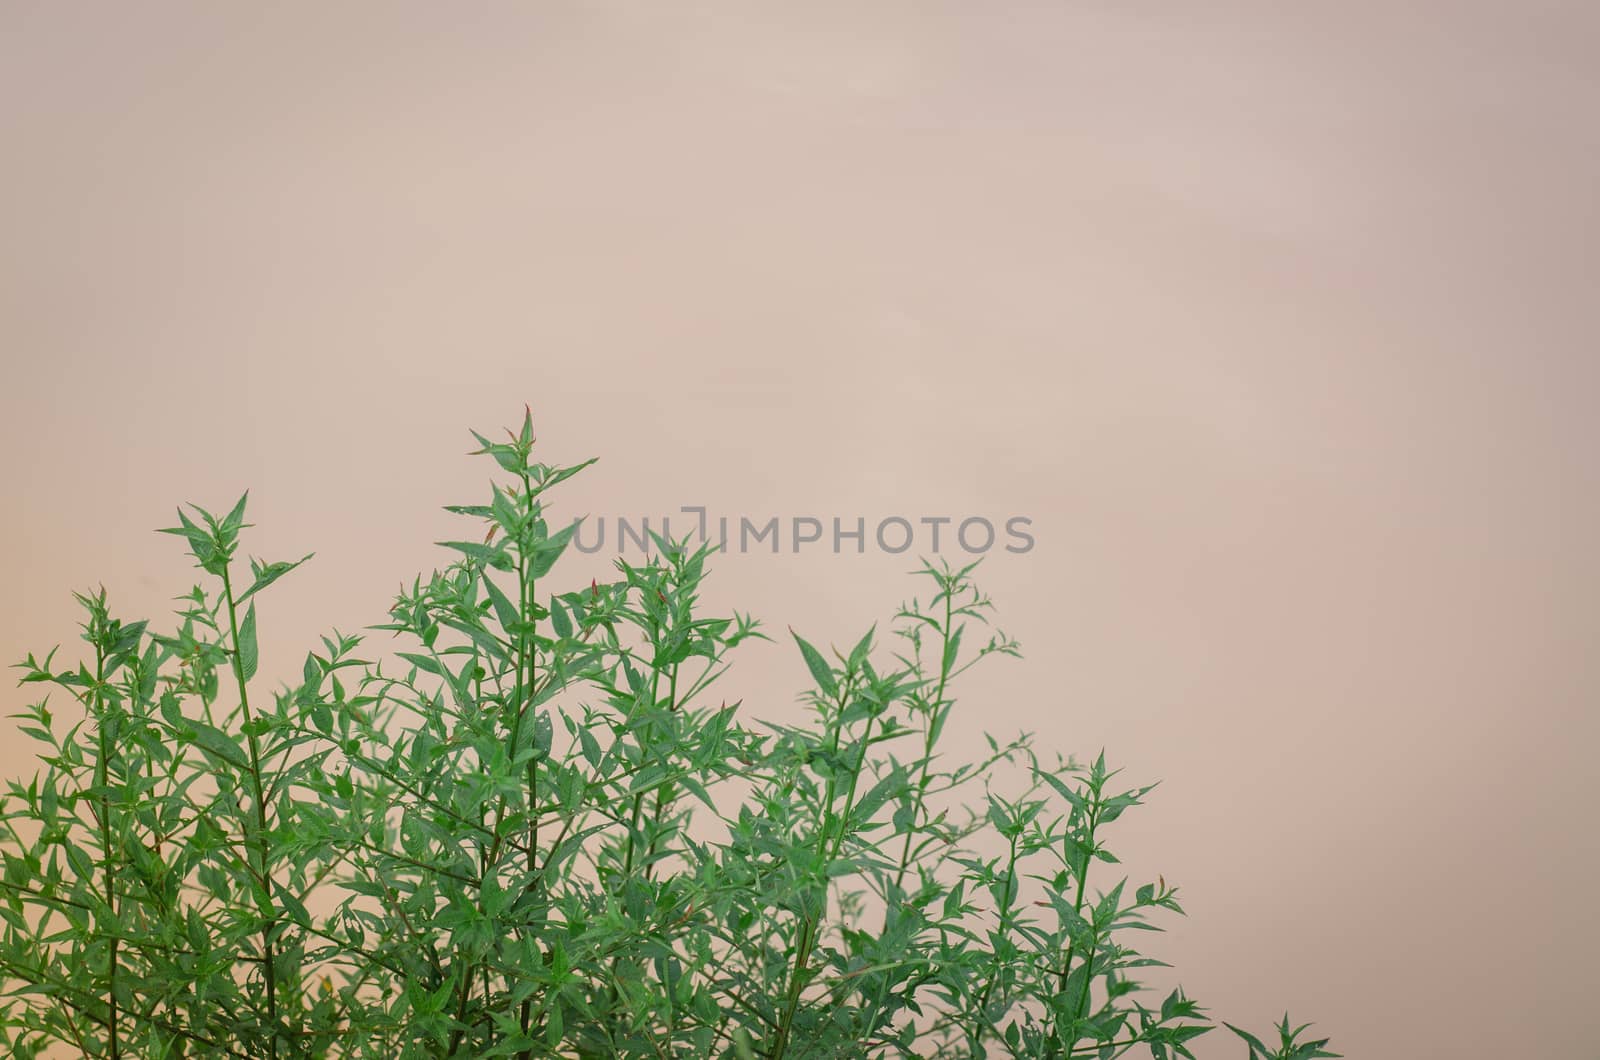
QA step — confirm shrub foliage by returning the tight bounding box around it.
[0,414,1333,1059]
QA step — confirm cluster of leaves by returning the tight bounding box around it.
[0,413,1333,1059]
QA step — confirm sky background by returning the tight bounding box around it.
[3,3,1598,1057]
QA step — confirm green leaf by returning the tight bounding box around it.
[276,885,312,928]
[441,617,508,662]
[222,490,250,533]
[187,721,249,769]
[238,602,259,681]
[578,725,601,768]
[239,552,314,602]
[1224,1023,1272,1059]
[790,629,838,698]
[397,651,442,676]
[848,625,874,672]
[942,622,964,676]
[437,539,511,570]
[528,521,578,579]
[549,596,572,639]
[482,576,521,633]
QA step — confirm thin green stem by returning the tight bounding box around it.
[91,638,120,1060]
[1059,803,1101,1046]
[516,477,542,1060]
[890,589,955,899]
[221,562,280,1060]
[643,662,680,882]
[772,673,869,1060]
[622,578,669,881]
[861,592,955,1048]
[969,830,1021,1057]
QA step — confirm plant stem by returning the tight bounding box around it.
[643,663,680,882]
[1059,803,1100,1045]
[772,675,870,1060]
[221,563,279,1060]
[523,484,540,870]
[862,592,955,1046]
[623,585,669,880]
[890,589,955,899]
[516,523,540,1060]
[91,638,120,1060]
[970,830,1021,1056]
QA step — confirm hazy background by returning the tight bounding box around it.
[3,3,1597,1056]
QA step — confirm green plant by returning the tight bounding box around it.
[0,412,1333,1059]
